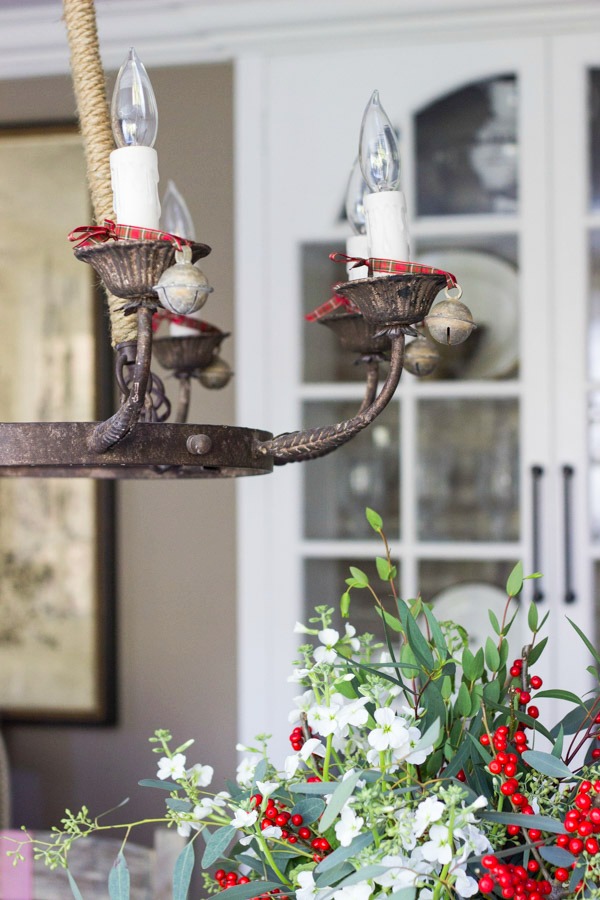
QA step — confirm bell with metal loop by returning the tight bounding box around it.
[198,356,233,390]
[423,285,476,346]
[404,334,440,377]
[153,244,213,315]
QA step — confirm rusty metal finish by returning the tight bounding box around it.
[89,306,154,452]
[74,239,211,302]
[0,423,273,478]
[334,272,447,330]
[358,360,380,414]
[256,333,404,464]
[320,312,391,356]
[152,332,229,373]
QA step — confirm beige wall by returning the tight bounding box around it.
[0,65,237,838]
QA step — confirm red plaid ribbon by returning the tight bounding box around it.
[68,219,190,251]
[152,310,218,333]
[329,252,457,290]
[305,294,361,323]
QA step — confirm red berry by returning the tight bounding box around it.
[480,734,491,746]
[527,705,539,719]
[510,666,521,678]
[507,824,520,836]
[298,827,311,840]
[239,877,250,885]
[291,814,303,826]
[592,748,600,760]
[261,818,274,830]
[519,691,531,705]
[489,760,503,775]
[215,870,226,881]
[530,675,543,689]
[307,776,321,782]
[528,829,542,841]
[568,837,584,854]
[482,855,497,868]
[479,875,495,893]
[288,835,298,844]
[554,868,569,883]
[527,860,539,873]
[250,794,263,808]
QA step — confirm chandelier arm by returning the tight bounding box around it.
[88,306,154,452]
[357,359,380,414]
[174,375,192,424]
[256,333,404,464]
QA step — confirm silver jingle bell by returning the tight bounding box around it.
[198,356,233,390]
[424,286,476,346]
[153,244,213,316]
[404,335,440,377]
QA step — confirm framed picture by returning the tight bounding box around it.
[0,124,116,724]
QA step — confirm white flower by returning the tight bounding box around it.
[367,708,409,751]
[307,702,342,737]
[334,804,364,847]
[332,883,373,900]
[256,780,279,801]
[296,871,318,900]
[313,628,340,664]
[294,621,314,634]
[401,725,432,765]
[288,667,311,683]
[414,796,445,837]
[230,808,258,829]
[452,867,480,898]
[186,763,214,787]
[421,823,453,865]
[344,623,361,652]
[236,756,258,787]
[192,798,218,820]
[261,825,283,839]
[284,737,325,778]
[337,697,369,731]
[288,690,315,722]
[157,753,186,781]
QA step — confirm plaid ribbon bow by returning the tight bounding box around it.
[329,252,458,290]
[68,219,190,251]
[305,294,361,323]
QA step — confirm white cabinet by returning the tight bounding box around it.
[235,27,598,759]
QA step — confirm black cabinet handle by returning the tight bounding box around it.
[562,465,576,604]
[531,465,544,602]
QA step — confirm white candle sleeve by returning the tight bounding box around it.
[364,190,410,270]
[169,311,203,337]
[345,234,369,281]
[110,145,161,229]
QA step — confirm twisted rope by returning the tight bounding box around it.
[63,0,137,346]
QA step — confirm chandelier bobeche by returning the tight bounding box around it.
[0,0,474,480]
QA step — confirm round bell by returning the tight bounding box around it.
[198,356,233,390]
[424,287,476,346]
[153,245,212,315]
[404,336,440,377]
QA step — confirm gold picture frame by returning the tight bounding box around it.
[0,124,116,724]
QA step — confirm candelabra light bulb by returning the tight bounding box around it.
[359,90,400,193]
[160,180,196,240]
[111,47,158,149]
[345,158,369,235]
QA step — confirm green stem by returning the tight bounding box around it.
[322,734,334,781]
[255,831,292,887]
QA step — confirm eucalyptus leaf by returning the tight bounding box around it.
[421,682,445,734]
[173,843,195,900]
[166,798,192,812]
[521,750,573,780]
[314,832,374,873]
[314,862,355,887]
[108,852,130,900]
[319,770,362,833]
[138,778,181,791]
[214,882,284,900]
[252,759,268,789]
[289,782,337,795]
[201,825,236,868]
[413,718,441,753]
[454,683,471,717]
[67,870,85,900]
[374,607,403,633]
[533,689,583,706]
[538,845,576,867]
[482,811,566,834]
[569,863,587,893]
[550,698,596,737]
[333,865,389,889]
[291,797,326,824]
[552,725,564,758]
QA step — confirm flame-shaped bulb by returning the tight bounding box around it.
[345,158,368,235]
[359,90,400,193]
[111,47,158,148]
[160,180,196,240]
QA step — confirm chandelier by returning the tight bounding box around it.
[0,0,474,480]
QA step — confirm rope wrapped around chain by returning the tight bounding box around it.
[62,0,137,346]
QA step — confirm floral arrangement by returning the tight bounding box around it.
[6,510,600,899]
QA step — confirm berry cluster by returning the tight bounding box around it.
[480,723,538,842]
[213,871,280,900]
[289,724,311,752]
[250,792,331,861]
[552,778,600,886]
[478,855,552,898]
